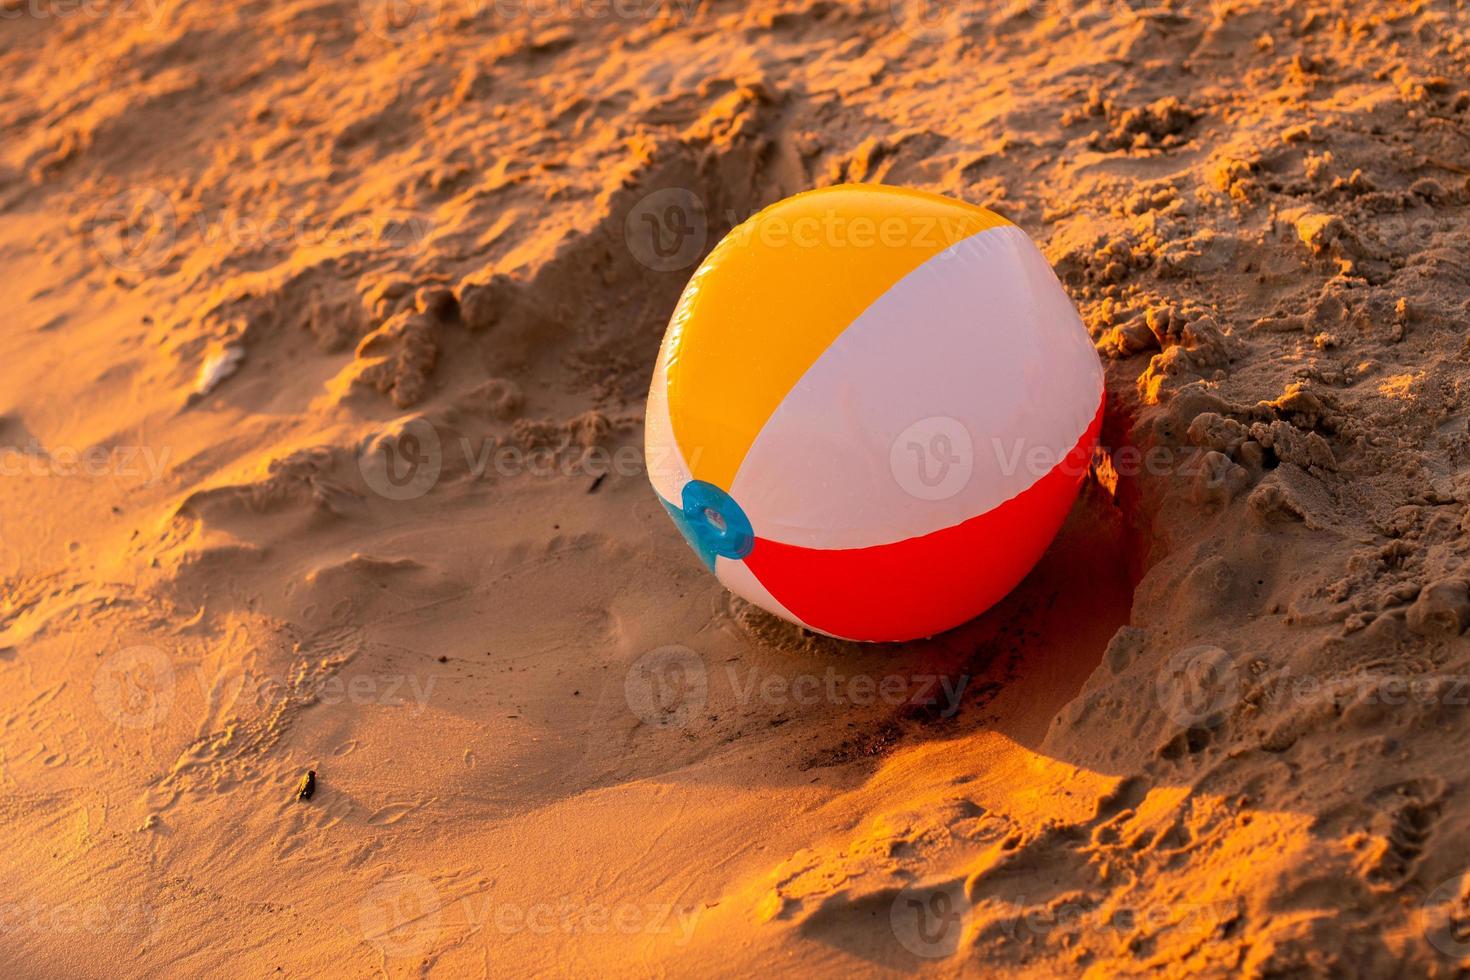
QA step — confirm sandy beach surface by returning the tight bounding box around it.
[2,0,1470,975]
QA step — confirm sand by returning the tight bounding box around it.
[2,0,1469,975]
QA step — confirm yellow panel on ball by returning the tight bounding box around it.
[662,185,1011,492]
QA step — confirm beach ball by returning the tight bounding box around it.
[644,184,1104,642]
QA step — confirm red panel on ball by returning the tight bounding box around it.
[742,395,1105,642]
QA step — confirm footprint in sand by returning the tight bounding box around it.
[367,801,419,826]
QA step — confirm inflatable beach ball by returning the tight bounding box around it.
[645,185,1104,642]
